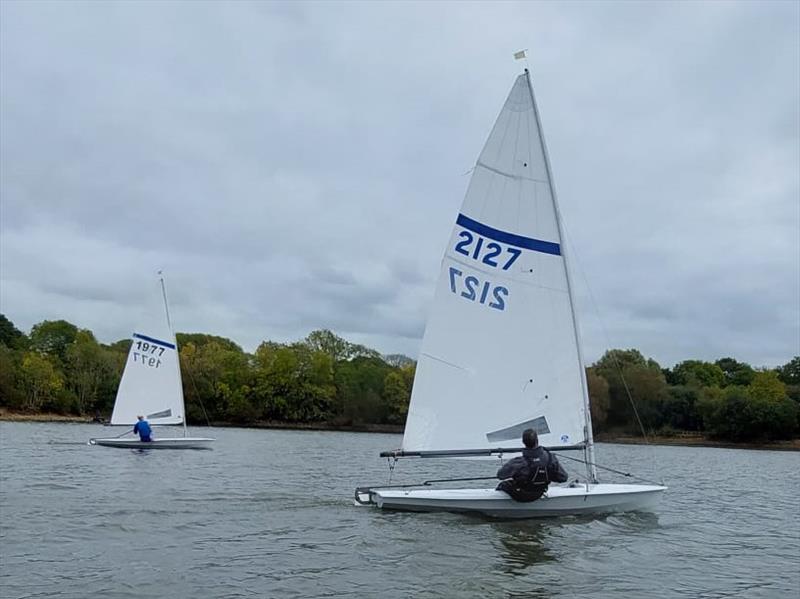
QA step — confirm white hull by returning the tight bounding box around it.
[359,483,666,519]
[89,437,214,449]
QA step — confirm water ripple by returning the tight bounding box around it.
[1,422,799,598]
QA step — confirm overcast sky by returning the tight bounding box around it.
[1,0,798,368]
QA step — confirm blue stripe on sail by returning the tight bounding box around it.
[133,333,176,349]
[456,213,561,256]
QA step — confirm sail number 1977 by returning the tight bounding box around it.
[132,339,165,369]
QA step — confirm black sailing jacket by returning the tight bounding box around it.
[496,446,568,501]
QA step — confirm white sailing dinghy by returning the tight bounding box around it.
[355,69,665,518]
[89,276,214,449]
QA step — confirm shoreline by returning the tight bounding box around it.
[2,410,798,450]
[593,433,800,452]
[0,409,404,434]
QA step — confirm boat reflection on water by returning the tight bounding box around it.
[489,521,556,578]
[489,511,661,577]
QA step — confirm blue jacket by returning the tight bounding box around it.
[133,420,152,441]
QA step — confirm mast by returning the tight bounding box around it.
[159,271,188,438]
[522,69,598,482]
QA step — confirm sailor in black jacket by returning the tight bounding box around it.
[496,429,568,502]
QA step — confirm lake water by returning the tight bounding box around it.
[1,422,798,598]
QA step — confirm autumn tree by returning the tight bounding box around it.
[19,353,63,411]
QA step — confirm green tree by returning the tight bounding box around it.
[592,349,663,428]
[334,356,392,424]
[748,371,797,439]
[748,371,787,403]
[217,382,257,424]
[778,357,800,406]
[304,329,380,363]
[19,352,63,411]
[29,320,80,363]
[586,368,610,431]
[702,386,751,441]
[672,360,725,388]
[660,386,700,431]
[715,357,755,387]
[776,357,800,385]
[701,378,797,442]
[181,339,252,423]
[383,371,409,424]
[696,386,724,432]
[108,338,132,354]
[384,354,415,368]
[177,333,243,353]
[0,314,26,349]
[0,344,25,408]
[64,330,116,414]
[400,363,416,397]
[253,342,335,422]
[623,366,668,431]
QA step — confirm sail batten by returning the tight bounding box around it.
[402,72,589,454]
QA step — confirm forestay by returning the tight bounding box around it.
[111,327,185,426]
[402,73,588,453]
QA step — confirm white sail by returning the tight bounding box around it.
[403,72,588,452]
[110,320,185,426]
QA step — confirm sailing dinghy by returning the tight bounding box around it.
[355,69,665,517]
[89,276,214,449]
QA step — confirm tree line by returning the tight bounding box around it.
[587,350,799,442]
[0,314,798,442]
[0,315,414,428]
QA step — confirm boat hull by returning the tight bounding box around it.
[361,483,666,519]
[89,437,214,449]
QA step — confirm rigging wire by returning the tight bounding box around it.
[183,359,213,428]
[559,222,659,435]
[552,452,662,486]
[558,221,661,481]
[559,223,653,444]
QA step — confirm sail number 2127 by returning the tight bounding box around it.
[449,267,507,311]
[454,231,521,270]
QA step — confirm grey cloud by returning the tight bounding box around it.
[1,0,797,368]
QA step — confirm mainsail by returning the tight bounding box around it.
[110,304,185,426]
[402,72,590,452]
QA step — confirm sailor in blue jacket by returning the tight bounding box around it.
[133,415,152,442]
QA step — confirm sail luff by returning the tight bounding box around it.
[522,69,597,482]
[160,273,187,434]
